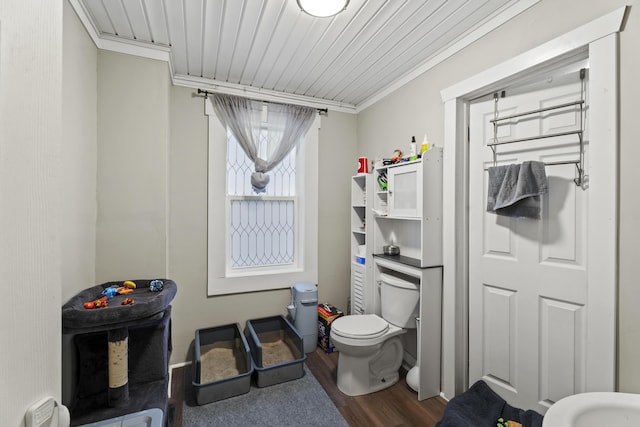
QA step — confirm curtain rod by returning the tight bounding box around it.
[196,89,328,115]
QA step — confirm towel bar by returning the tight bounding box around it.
[487,68,586,186]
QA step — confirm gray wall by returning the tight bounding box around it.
[94,52,356,364]
[96,51,170,282]
[318,112,359,310]
[62,0,98,303]
[61,1,99,405]
[357,0,640,392]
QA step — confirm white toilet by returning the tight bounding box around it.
[330,273,420,396]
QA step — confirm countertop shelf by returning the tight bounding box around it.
[374,214,421,221]
[373,253,427,269]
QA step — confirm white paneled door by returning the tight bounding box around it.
[468,69,610,414]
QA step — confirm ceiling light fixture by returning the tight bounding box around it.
[297,0,349,18]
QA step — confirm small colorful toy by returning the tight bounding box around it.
[121,298,135,305]
[123,280,137,289]
[497,418,522,427]
[83,295,109,309]
[102,287,118,299]
[94,296,109,308]
[150,279,164,292]
[377,172,388,190]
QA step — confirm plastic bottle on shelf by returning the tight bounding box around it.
[410,136,417,160]
[421,134,429,154]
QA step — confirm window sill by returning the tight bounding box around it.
[224,265,302,279]
[208,267,310,296]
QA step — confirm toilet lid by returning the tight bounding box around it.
[331,314,389,340]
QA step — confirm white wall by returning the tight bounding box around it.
[0,0,63,424]
[358,0,640,393]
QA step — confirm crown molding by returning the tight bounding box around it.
[171,74,357,114]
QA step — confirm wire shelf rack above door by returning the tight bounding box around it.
[487,68,586,186]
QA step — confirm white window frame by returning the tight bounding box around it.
[206,97,319,295]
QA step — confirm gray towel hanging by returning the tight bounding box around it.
[486,161,548,219]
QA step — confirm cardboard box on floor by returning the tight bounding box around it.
[317,303,344,353]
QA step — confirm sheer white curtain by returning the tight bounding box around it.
[212,93,316,193]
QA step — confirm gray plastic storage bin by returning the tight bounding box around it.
[79,408,163,427]
[192,323,253,405]
[245,315,306,387]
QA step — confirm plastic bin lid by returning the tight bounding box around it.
[78,408,163,427]
[292,281,317,293]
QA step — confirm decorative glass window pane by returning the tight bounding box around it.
[226,129,296,197]
[226,128,298,269]
[229,199,295,267]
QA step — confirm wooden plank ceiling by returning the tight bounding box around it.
[73,0,529,111]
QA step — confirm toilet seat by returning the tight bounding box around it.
[331,314,389,340]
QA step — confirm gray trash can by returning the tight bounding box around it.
[287,282,318,353]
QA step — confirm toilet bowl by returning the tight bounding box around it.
[330,273,420,396]
[331,314,406,395]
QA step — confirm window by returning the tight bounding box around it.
[206,98,319,295]
[226,128,298,269]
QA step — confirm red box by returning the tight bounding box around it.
[317,303,344,353]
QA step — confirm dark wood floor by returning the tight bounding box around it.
[169,347,447,427]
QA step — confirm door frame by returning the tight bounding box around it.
[439,7,626,399]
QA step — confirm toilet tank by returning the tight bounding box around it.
[380,273,420,328]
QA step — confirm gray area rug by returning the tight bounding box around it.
[182,365,349,427]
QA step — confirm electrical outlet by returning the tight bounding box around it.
[25,397,55,427]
